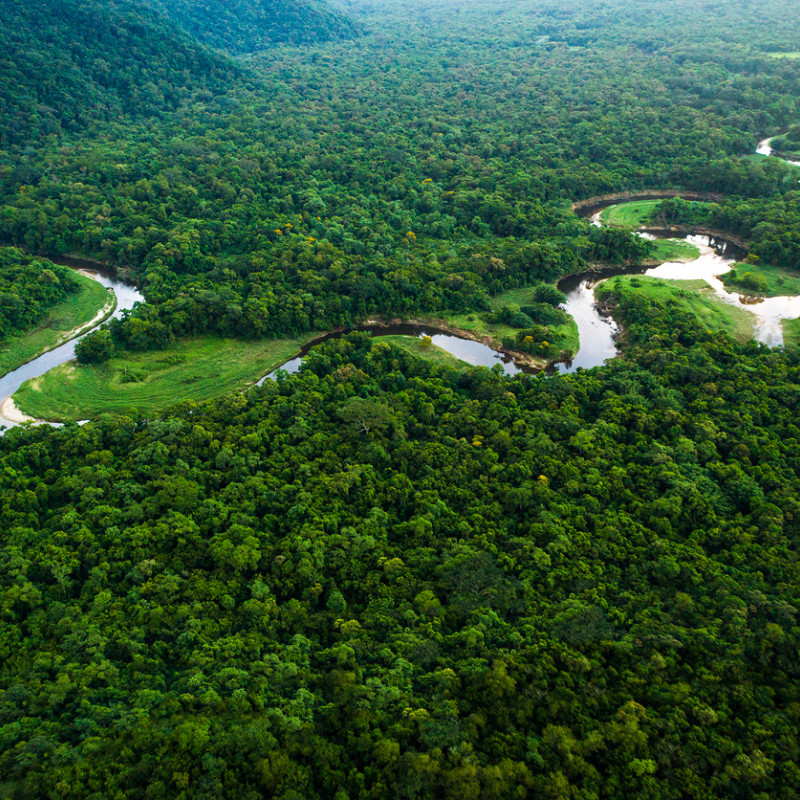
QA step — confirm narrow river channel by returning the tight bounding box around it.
[261,233,800,381]
[5,166,800,430]
[0,265,144,430]
[258,323,535,385]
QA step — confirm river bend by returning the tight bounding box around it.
[0,266,144,430]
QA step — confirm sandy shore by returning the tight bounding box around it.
[0,396,39,425]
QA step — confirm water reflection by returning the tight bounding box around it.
[261,323,536,382]
[555,278,619,374]
[756,136,800,167]
[645,236,800,347]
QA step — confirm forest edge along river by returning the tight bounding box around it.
[0,215,794,429]
[756,135,800,167]
[4,156,800,430]
[0,261,144,430]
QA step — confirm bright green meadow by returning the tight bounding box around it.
[14,335,314,421]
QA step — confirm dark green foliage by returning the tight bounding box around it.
[770,126,800,157]
[0,248,77,341]
[490,306,535,329]
[0,0,240,146]
[2,306,800,797]
[531,284,567,307]
[506,324,566,358]
[75,328,115,364]
[2,0,799,347]
[3,1,800,796]
[142,0,360,53]
[735,270,769,293]
[521,303,570,326]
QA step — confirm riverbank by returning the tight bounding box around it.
[644,239,702,264]
[4,203,784,430]
[639,225,749,250]
[0,396,37,424]
[598,276,755,343]
[572,189,725,216]
[756,135,800,167]
[414,286,580,367]
[782,318,800,348]
[0,269,116,378]
[720,263,800,298]
[400,316,561,370]
[590,197,749,251]
[598,199,672,227]
[375,335,473,369]
[13,335,317,422]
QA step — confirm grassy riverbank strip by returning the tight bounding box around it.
[599,199,718,229]
[14,335,315,422]
[599,199,664,227]
[721,263,800,298]
[599,276,755,343]
[647,239,702,263]
[782,318,800,348]
[0,270,115,377]
[375,335,470,369]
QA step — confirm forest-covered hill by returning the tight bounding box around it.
[0,0,357,148]
[0,0,242,147]
[3,0,800,355]
[141,0,360,53]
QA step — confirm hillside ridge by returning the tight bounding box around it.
[140,0,360,53]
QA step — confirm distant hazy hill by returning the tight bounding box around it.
[0,0,238,147]
[141,0,360,54]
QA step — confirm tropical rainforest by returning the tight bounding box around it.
[1,0,800,798]
[0,249,78,344]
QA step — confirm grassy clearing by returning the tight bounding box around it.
[602,275,755,342]
[765,52,800,59]
[721,262,800,298]
[649,239,701,263]
[432,285,579,358]
[782,318,800,348]
[376,335,468,368]
[599,200,663,227]
[0,271,114,377]
[600,199,716,230]
[14,335,313,422]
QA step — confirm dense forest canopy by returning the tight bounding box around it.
[0,0,243,148]
[2,310,800,799]
[0,249,78,342]
[2,0,800,797]
[140,0,360,52]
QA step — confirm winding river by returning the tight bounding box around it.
[262,137,798,379]
[557,225,800,376]
[264,227,800,381]
[258,323,536,384]
[4,136,800,429]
